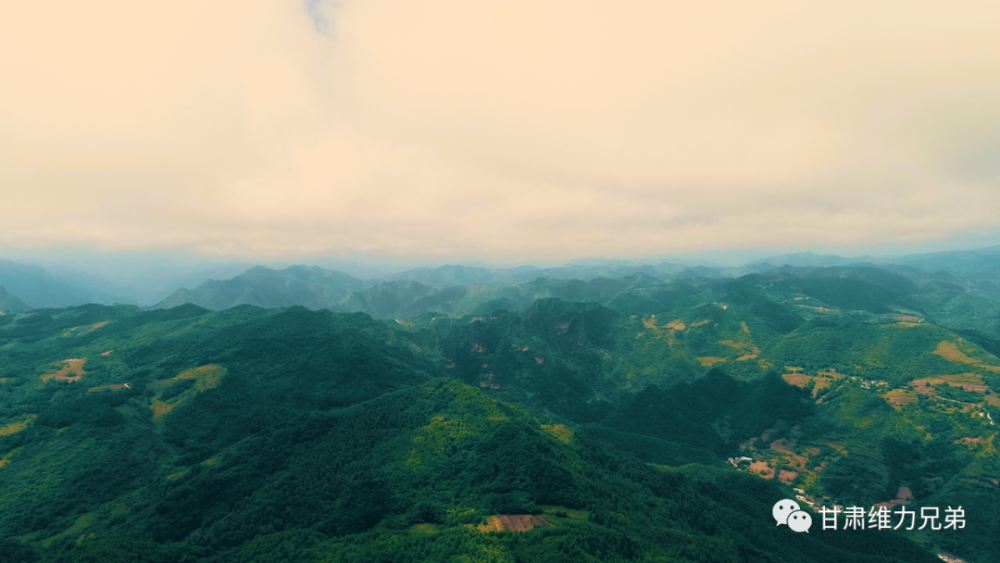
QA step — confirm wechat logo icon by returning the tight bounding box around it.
[773,499,812,533]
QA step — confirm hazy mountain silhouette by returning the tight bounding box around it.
[153,265,365,310]
[0,286,32,312]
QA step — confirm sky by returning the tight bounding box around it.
[3,1,1000,267]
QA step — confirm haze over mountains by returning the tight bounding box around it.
[5,247,1000,320]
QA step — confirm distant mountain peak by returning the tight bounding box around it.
[0,285,33,312]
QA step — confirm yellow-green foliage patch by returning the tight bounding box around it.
[933,341,979,365]
[61,321,109,337]
[931,340,1000,372]
[541,424,573,444]
[166,469,190,480]
[404,413,478,471]
[202,454,223,467]
[696,357,726,367]
[149,364,226,421]
[401,383,512,471]
[0,414,36,436]
[408,523,439,535]
[40,513,94,548]
[88,384,127,393]
[797,305,837,314]
[0,447,21,469]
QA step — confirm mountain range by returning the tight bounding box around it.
[3,246,1000,561]
[4,246,999,311]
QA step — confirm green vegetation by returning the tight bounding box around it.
[3,262,1000,562]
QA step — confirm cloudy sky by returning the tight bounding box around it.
[3,1,1000,265]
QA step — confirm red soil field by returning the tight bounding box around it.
[778,470,798,484]
[486,514,554,532]
[782,373,811,387]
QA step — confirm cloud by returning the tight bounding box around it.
[2,0,999,261]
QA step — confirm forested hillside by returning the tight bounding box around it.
[2,264,999,562]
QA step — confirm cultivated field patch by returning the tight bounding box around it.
[782,369,843,397]
[479,514,555,533]
[778,469,798,484]
[907,374,990,396]
[885,389,918,406]
[748,460,775,479]
[782,373,811,387]
[41,358,87,383]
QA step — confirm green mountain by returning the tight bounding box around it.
[750,252,880,268]
[337,279,439,318]
[153,266,365,311]
[897,246,1000,279]
[384,264,521,287]
[389,286,1000,562]
[0,303,951,563]
[385,262,692,287]
[6,254,1000,561]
